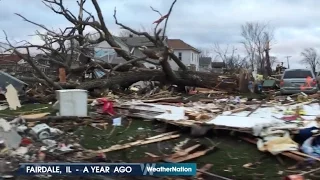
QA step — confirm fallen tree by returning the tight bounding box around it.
[19,69,238,91]
[2,0,247,94]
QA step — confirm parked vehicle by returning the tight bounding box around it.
[316,71,320,86]
[280,69,318,94]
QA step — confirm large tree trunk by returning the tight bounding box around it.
[20,69,239,92]
[77,69,238,91]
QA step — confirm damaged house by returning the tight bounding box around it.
[199,57,212,72]
[167,39,201,71]
[211,61,225,73]
[93,36,161,73]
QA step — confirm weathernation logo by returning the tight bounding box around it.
[140,163,156,175]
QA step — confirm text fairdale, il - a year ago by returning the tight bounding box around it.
[26,165,126,174]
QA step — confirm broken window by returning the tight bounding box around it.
[178,52,182,60]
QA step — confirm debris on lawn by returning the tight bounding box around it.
[1,73,320,179]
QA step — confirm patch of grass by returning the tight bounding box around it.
[78,119,292,179]
[77,119,159,150]
[0,103,52,117]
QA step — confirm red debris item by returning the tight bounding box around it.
[20,137,32,146]
[282,115,300,121]
[153,14,169,24]
[300,76,313,90]
[283,175,304,180]
[96,98,115,115]
[97,153,106,159]
[59,143,66,148]
[188,89,197,95]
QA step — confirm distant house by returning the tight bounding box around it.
[199,57,212,72]
[33,53,79,75]
[0,54,33,74]
[119,36,167,69]
[167,39,201,71]
[93,36,163,69]
[0,54,22,72]
[94,36,130,64]
[211,61,225,73]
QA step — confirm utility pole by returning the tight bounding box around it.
[285,56,291,69]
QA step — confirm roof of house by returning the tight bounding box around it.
[119,36,167,47]
[167,39,201,53]
[0,54,25,64]
[211,61,225,68]
[199,57,212,66]
[0,71,28,92]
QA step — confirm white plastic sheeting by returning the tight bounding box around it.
[206,103,320,129]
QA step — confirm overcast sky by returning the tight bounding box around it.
[1,0,320,68]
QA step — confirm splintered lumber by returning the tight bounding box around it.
[165,147,215,163]
[196,164,213,178]
[132,154,164,163]
[21,113,50,119]
[141,97,181,103]
[291,151,320,162]
[196,169,233,180]
[143,145,216,163]
[240,137,306,162]
[145,152,160,158]
[230,106,250,113]
[161,119,205,127]
[97,133,180,153]
[146,131,178,140]
[164,144,201,161]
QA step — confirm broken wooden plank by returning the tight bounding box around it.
[145,152,160,158]
[196,164,213,178]
[240,137,306,162]
[166,147,215,163]
[141,97,181,103]
[21,113,50,119]
[97,134,180,153]
[229,106,250,113]
[291,151,320,162]
[165,144,201,161]
[146,131,177,140]
[246,103,262,117]
[196,169,233,180]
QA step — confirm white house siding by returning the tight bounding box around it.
[94,40,130,63]
[168,50,200,71]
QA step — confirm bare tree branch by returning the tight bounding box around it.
[301,48,319,74]
[241,22,274,74]
[3,31,62,90]
[161,0,177,41]
[112,56,147,72]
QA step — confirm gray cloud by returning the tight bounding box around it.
[1,0,320,69]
